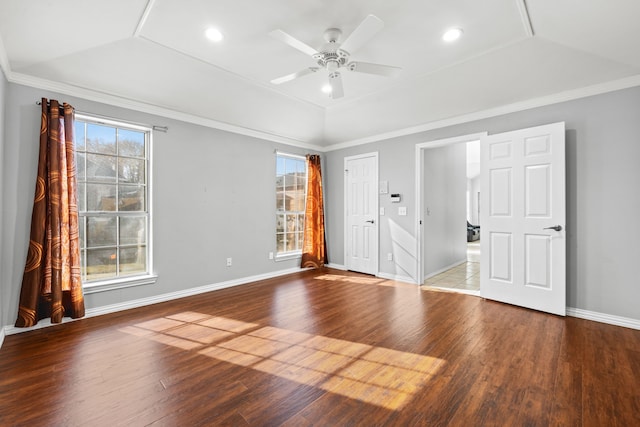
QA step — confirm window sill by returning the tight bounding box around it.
[275,253,302,263]
[83,274,157,294]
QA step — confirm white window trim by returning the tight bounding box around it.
[75,113,156,291]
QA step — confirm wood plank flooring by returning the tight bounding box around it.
[1,268,639,426]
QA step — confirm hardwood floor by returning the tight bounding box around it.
[1,268,639,426]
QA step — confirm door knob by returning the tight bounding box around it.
[544,225,562,231]
[365,220,375,224]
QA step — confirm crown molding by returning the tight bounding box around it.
[6,71,325,152]
[324,73,640,152]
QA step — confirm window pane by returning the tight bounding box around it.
[86,123,116,154]
[86,216,117,247]
[86,248,117,280]
[297,214,305,233]
[87,183,116,211]
[118,129,145,157]
[276,156,285,176]
[78,216,85,250]
[286,232,296,251]
[74,122,86,151]
[77,182,86,212]
[286,214,297,232]
[86,153,116,182]
[118,158,145,184]
[276,214,285,233]
[289,189,305,212]
[276,233,285,253]
[285,158,297,174]
[297,159,306,174]
[118,185,145,211]
[76,152,86,180]
[296,232,304,250]
[119,246,146,275]
[120,216,146,245]
[276,189,285,211]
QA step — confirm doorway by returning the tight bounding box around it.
[414,133,487,295]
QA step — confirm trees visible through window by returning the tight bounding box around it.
[74,115,151,284]
[276,154,307,256]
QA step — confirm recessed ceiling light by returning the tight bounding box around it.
[322,84,332,94]
[205,27,224,42]
[442,27,463,42]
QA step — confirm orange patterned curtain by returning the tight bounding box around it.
[15,98,85,327]
[301,154,327,268]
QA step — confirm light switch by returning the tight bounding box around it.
[380,207,385,216]
[398,206,407,216]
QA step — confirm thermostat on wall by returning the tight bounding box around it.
[390,193,401,203]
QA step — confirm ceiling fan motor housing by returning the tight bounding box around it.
[313,28,350,71]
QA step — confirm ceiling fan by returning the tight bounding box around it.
[269,15,401,99]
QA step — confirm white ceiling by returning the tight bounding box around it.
[1,0,639,147]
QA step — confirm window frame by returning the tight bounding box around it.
[74,113,156,294]
[275,152,307,261]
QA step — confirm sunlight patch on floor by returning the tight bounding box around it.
[119,311,445,411]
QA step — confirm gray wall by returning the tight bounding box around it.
[468,176,480,225]
[1,83,312,327]
[0,67,6,331]
[423,144,467,278]
[326,86,640,321]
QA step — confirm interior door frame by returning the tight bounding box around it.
[344,152,379,274]
[414,132,488,284]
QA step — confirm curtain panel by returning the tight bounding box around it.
[15,98,85,327]
[301,154,327,268]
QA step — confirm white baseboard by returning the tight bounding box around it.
[377,272,418,285]
[3,267,304,337]
[423,258,467,282]
[0,326,5,349]
[567,307,640,330]
[326,263,347,270]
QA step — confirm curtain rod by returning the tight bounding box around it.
[36,100,68,111]
[36,101,168,133]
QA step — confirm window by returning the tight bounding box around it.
[74,114,152,287]
[276,153,307,257]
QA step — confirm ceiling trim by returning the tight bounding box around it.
[516,0,534,37]
[7,71,325,152]
[134,0,157,37]
[324,73,640,152]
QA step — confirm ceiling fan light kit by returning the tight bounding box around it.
[269,15,401,99]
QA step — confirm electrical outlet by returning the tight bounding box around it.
[398,206,407,216]
[226,257,232,267]
[268,252,274,260]
[387,253,393,261]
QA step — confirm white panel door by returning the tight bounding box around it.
[345,154,378,275]
[480,122,566,315]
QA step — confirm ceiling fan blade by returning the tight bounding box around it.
[269,29,319,57]
[339,15,384,54]
[328,72,344,99]
[271,67,319,85]
[347,61,401,77]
